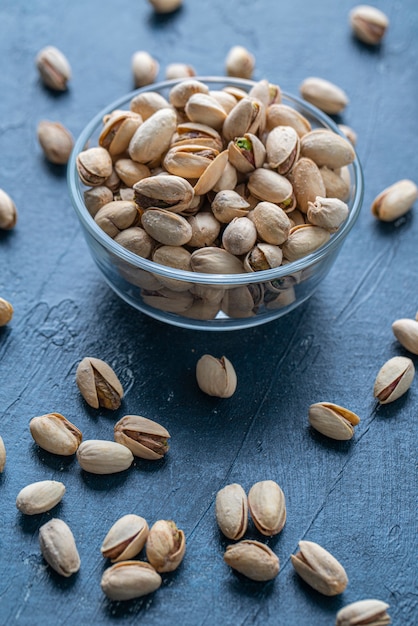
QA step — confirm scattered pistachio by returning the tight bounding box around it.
[0,189,18,229]
[16,480,65,515]
[75,356,124,410]
[29,412,82,455]
[0,436,5,472]
[101,514,149,562]
[101,561,162,601]
[224,540,280,581]
[392,317,418,355]
[299,77,349,115]
[225,46,255,79]
[146,520,186,573]
[76,440,134,474]
[349,5,389,45]
[0,297,14,326]
[196,354,237,398]
[291,540,348,596]
[336,599,391,625]
[35,46,71,91]
[37,120,74,164]
[215,483,248,540]
[148,0,182,13]
[39,518,80,577]
[132,51,159,88]
[114,415,170,460]
[308,402,360,440]
[165,63,196,80]
[373,356,415,404]
[248,480,286,536]
[371,179,418,222]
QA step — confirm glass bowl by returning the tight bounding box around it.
[67,77,363,331]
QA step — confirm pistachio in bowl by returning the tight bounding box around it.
[68,77,363,331]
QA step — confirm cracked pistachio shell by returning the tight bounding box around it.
[169,79,209,109]
[196,354,237,398]
[101,514,149,562]
[248,480,286,536]
[266,103,311,136]
[16,480,65,515]
[392,318,418,355]
[336,599,391,626]
[0,189,18,229]
[172,122,223,151]
[222,96,264,143]
[222,216,257,256]
[213,161,238,192]
[76,147,113,186]
[320,166,350,202]
[146,520,186,573]
[308,402,360,440]
[215,483,248,540]
[299,77,349,115]
[291,540,348,596]
[349,5,389,45]
[209,90,238,114]
[114,414,170,460]
[131,51,159,88]
[247,169,294,209]
[142,288,193,314]
[244,243,283,272]
[249,79,281,107]
[37,120,74,165]
[252,201,291,245]
[289,157,326,214]
[76,357,124,410]
[133,175,194,213]
[307,196,349,232]
[193,149,229,196]
[282,224,330,262]
[141,208,192,246]
[373,356,415,404]
[99,111,142,156]
[84,186,114,217]
[371,179,418,222]
[163,144,219,179]
[130,91,171,120]
[0,297,13,326]
[39,518,80,577]
[114,226,154,259]
[190,247,244,275]
[101,560,162,601]
[225,45,255,79]
[29,413,82,455]
[184,93,227,130]
[211,189,250,223]
[228,133,266,174]
[224,540,280,581]
[300,129,356,169]
[77,440,134,474]
[35,46,71,91]
[266,125,300,175]
[129,108,177,164]
[187,211,221,247]
[0,436,5,472]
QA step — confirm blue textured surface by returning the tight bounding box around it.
[0,1,417,624]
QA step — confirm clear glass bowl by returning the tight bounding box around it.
[67,77,363,331]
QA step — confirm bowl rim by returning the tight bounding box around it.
[67,76,364,286]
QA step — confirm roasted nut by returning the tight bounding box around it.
[35,46,71,91]
[146,520,186,572]
[291,540,348,596]
[29,413,82,455]
[114,415,170,460]
[224,540,280,581]
[37,120,74,164]
[114,227,154,258]
[190,247,244,274]
[222,97,264,143]
[266,103,311,136]
[319,166,350,202]
[101,514,149,562]
[0,436,6,472]
[211,189,250,223]
[299,77,349,115]
[0,297,13,326]
[169,79,209,109]
[130,91,171,120]
[132,51,159,88]
[129,108,177,164]
[76,440,134,474]
[133,175,194,213]
[244,243,283,272]
[300,129,356,169]
[215,483,248,540]
[252,201,291,245]
[266,125,300,175]
[373,356,415,404]
[371,179,418,222]
[187,211,221,247]
[101,561,162,601]
[84,186,114,217]
[349,5,389,45]
[336,599,391,626]
[222,216,257,256]
[94,200,140,237]
[16,480,65,515]
[289,157,326,214]
[196,354,237,398]
[39,518,80,577]
[185,94,227,130]
[228,133,266,174]
[0,189,18,229]
[225,45,255,79]
[307,196,349,232]
[76,147,113,186]
[308,402,360,440]
[392,318,418,355]
[99,111,142,156]
[282,224,330,262]
[142,208,192,246]
[248,480,286,536]
[247,169,294,209]
[76,356,124,410]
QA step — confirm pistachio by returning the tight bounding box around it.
[222,217,257,256]
[76,356,124,410]
[300,129,356,169]
[215,483,248,540]
[101,561,162,601]
[130,91,171,120]
[0,436,5,472]
[224,540,280,581]
[371,179,418,222]
[338,124,358,147]
[39,518,80,577]
[291,540,348,596]
[266,125,300,175]
[114,226,154,259]
[172,122,223,151]
[209,90,238,114]
[152,245,192,291]
[282,224,330,262]
[336,599,391,626]
[84,186,114,217]
[196,354,237,398]
[319,166,350,202]
[37,120,74,165]
[142,208,192,246]
[99,111,142,156]
[248,169,294,209]
[35,46,71,91]
[190,247,244,275]
[221,285,257,319]
[213,162,238,192]
[94,200,140,237]
[349,5,389,45]
[248,480,286,536]
[129,108,177,164]
[308,402,360,440]
[0,297,14,326]
[114,414,170,460]
[133,175,194,213]
[115,161,151,189]
[392,318,418,355]
[165,63,196,80]
[264,286,296,310]
[194,149,229,196]
[131,51,159,88]
[142,287,193,313]
[0,188,18,229]
[252,201,292,245]
[187,211,221,247]
[148,0,182,14]
[244,243,283,272]
[169,79,210,109]
[163,144,219,179]
[146,520,186,572]
[249,79,281,107]
[373,356,415,404]
[76,440,134,474]
[266,103,311,136]
[228,133,266,174]
[299,77,349,115]
[211,189,250,223]
[185,93,227,130]
[307,196,349,232]
[76,147,113,186]
[16,480,65,515]
[222,96,264,143]
[289,157,326,214]
[101,514,149,562]
[225,45,255,79]
[29,413,82,455]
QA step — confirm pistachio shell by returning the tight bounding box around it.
[224,540,280,581]
[190,247,244,275]
[373,356,415,404]
[185,93,227,130]
[211,189,250,223]
[76,356,124,409]
[336,599,391,626]
[196,354,237,398]
[169,79,210,109]
[308,402,360,440]
[142,287,194,313]
[266,125,300,174]
[248,169,294,208]
[300,129,356,169]
[252,201,291,245]
[349,5,389,45]
[291,540,348,596]
[29,413,82,455]
[114,227,154,259]
[76,440,134,474]
[133,174,194,213]
[76,147,113,186]
[141,208,192,246]
[248,480,286,536]
[215,483,248,540]
[225,45,255,79]
[266,103,311,136]
[371,179,418,222]
[288,157,326,213]
[299,77,349,115]
[39,519,80,577]
[0,189,18,229]
[130,91,171,120]
[101,561,162,601]
[114,414,170,460]
[307,196,349,232]
[392,318,418,355]
[0,436,6,472]
[222,216,257,256]
[101,514,149,562]
[145,520,186,572]
[282,224,330,261]
[222,97,264,143]
[129,108,177,164]
[99,111,142,156]
[16,480,66,515]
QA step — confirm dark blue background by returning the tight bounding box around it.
[0,1,417,624]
